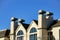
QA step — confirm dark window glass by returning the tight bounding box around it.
[30,28,37,33]
[30,34,37,40]
[48,32,52,40]
[17,30,24,40]
[30,28,37,40]
[17,30,23,35]
[17,36,23,40]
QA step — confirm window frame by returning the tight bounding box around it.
[30,27,37,33]
[16,30,24,40]
[29,27,37,40]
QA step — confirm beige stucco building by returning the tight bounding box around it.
[0,10,60,40]
[0,30,10,40]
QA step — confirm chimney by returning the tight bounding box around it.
[46,12,53,20]
[18,19,25,25]
[10,17,18,40]
[18,19,25,23]
[46,12,53,27]
[38,10,46,28]
[38,10,48,40]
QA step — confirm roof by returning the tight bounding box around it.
[51,20,60,27]
[21,23,29,29]
[21,20,60,30]
[0,30,10,38]
[33,20,38,25]
[19,20,38,30]
[48,20,60,30]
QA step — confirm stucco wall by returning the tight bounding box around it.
[51,26,60,40]
[4,37,9,40]
[0,37,9,40]
[0,38,4,40]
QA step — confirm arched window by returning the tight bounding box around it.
[30,27,37,40]
[30,28,37,33]
[17,30,24,40]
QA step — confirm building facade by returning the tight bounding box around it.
[0,30,10,40]
[0,10,60,40]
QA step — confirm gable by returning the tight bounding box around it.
[16,23,26,35]
[27,21,38,33]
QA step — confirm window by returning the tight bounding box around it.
[48,32,52,40]
[30,28,37,33]
[17,30,24,40]
[30,28,37,40]
[17,30,23,35]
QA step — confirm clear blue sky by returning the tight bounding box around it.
[0,0,60,30]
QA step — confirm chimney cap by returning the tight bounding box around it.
[46,12,53,16]
[11,17,18,21]
[38,10,46,14]
[18,19,25,23]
